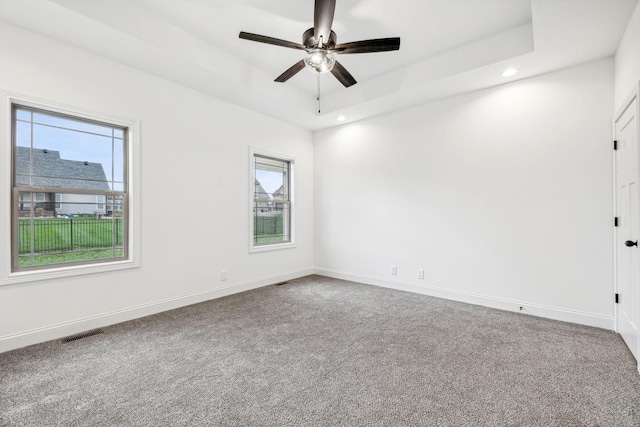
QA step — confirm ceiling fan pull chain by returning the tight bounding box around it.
[317,74,321,114]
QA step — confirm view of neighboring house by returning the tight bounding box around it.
[254,179,270,213]
[15,146,114,216]
[272,184,285,212]
[254,180,288,214]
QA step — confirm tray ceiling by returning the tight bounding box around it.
[0,0,637,130]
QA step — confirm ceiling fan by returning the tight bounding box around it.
[239,0,401,88]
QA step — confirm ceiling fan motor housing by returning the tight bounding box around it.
[303,28,337,49]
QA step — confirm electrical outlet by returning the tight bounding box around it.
[417,269,424,279]
[391,266,397,275]
[221,270,228,281]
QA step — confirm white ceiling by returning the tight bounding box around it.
[0,0,637,130]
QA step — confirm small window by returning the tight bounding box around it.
[250,149,295,252]
[11,104,129,271]
[96,195,106,210]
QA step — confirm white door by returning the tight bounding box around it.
[615,91,640,365]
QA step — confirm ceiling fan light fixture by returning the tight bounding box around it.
[304,49,336,74]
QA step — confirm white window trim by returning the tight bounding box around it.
[0,92,141,285]
[249,147,296,253]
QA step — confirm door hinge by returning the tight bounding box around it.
[615,217,619,227]
[615,293,619,304]
[614,140,618,150]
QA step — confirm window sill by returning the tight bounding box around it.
[250,242,297,253]
[2,258,140,286]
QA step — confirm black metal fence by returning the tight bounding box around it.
[18,218,123,254]
[254,214,283,236]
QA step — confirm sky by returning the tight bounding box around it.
[256,169,283,194]
[15,108,124,190]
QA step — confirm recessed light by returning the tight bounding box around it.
[501,68,518,77]
[337,115,346,122]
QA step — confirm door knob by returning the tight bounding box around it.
[625,240,638,247]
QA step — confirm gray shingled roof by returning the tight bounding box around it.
[16,146,110,190]
[272,184,285,199]
[254,179,270,200]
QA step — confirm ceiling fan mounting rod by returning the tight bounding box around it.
[302,28,336,49]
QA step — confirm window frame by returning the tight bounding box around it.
[1,93,141,285]
[249,147,296,253]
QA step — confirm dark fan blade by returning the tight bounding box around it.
[331,60,357,87]
[334,37,401,54]
[239,32,306,50]
[275,60,306,83]
[314,0,336,45]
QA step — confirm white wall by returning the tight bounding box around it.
[314,58,615,328]
[0,22,314,352]
[615,0,640,110]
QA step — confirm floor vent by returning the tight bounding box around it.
[60,329,104,343]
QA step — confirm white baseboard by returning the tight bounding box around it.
[0,268,313,354]
[314,268,615,330]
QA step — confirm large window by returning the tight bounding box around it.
[11,104,128,271]
[250,150,295,252]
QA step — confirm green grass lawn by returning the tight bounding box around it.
[255,236,288,244]
[19,249,124,267]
